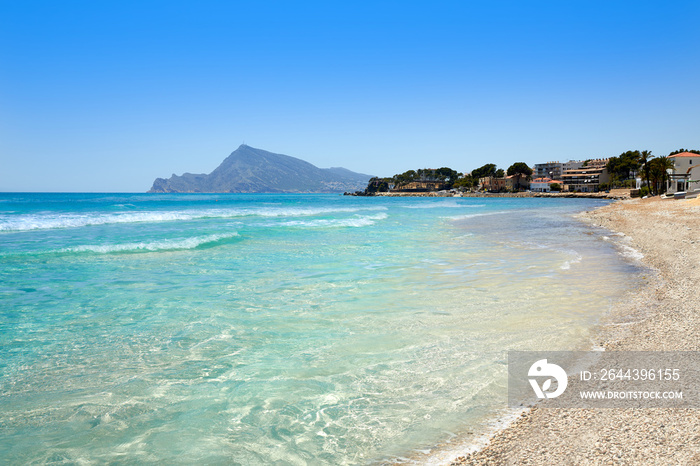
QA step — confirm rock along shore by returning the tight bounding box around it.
[449,197,700,465]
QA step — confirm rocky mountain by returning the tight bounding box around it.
[148,145,373,193]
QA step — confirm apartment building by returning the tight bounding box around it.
[561,159,610,192]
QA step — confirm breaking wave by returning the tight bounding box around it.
[601,232,644,261]
[445,211,510,220]
[276,213,388,228]
[402,201,485,209]
[560,252,583,270]
[61,232,240,254]
[0,206,387,232]
[618,244,644,261]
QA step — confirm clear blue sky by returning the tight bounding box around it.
[1,1,699,192]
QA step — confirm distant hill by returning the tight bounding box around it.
[148,145,373,193]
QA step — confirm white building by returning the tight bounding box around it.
[533,160,583,183]
[533,162,563,180]
[668,152,700,193]
[562,160,583,172]
[530,177,562,192]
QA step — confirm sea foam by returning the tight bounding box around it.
[277,213,388,228]
[445,211,510,220]
[61,232,240,254]
[402,201,485,209]
[0,206,387,232]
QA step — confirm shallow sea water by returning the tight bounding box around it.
[0,193,642,464]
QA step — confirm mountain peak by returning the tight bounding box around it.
[148,146,373,193]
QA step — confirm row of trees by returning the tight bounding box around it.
[363,162,533,194]
[364,167,461,194]
[451,162,533,191]
[391,167,461,188]
[362,148,697,195]
[669,148,700,156]
[606,150,682,195]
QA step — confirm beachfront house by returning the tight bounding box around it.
[667,152,700,194]
[530,177,562,192]
[561,159,610,192]
[505,175,529,192]
[478,176,506,192]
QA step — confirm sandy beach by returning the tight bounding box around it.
[451,197,700,465]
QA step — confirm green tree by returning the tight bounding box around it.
[364,177,391,194]
[392,170,418,187]
[434,167,460,188]
[391,167,460,190]
[669,148,700,156]
[649,156,674,194]
[506,162,533,177]
[506,162,533,191]
[649,160,663,195]
[606,151,641,187]
[471,163,497,179]
[453,174,474,191]
[495,168,505,178]
[658,156,675,194]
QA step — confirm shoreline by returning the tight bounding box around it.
[349,189,633,200]
[449,197,700,464]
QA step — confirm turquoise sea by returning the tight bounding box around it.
[0,193,642,464]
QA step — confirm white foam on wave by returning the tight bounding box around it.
[618,244,644,261]
[61,232,239,254]
[601,231,644,261]
[403,201,485,209]
[278,213,388,228]
[415,407,528,465]
[444,211,509,220]
[0,211,200,232]
[560,251,583,270]
[0,206,387,232]
[255,206,387,217]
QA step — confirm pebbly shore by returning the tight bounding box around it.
[450,197,700,465]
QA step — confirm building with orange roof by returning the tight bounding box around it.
[668,152,700,194]
[505,174,530,192]
[478,176,506,192]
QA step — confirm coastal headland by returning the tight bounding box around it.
[451,197,700,465]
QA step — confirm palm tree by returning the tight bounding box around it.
[650,156,675,194]
[659,156,675,193]
[639,150,654,193]
[649,160,662,195]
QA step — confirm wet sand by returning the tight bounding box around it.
[451,197,700,465]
